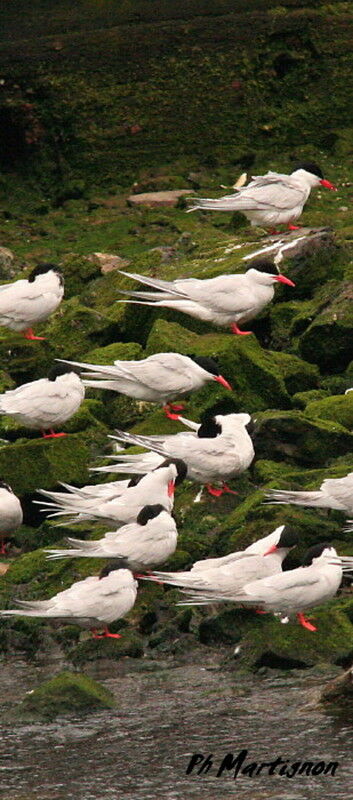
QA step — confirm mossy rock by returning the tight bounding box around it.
[11,671,115,721]
[60,253,101,297]
[297,280,353,372]
[304,393,353,430]
[144,318,318,414]
[82,340,143,365]
[292,389,329,409]
[236,603,353,670]
[253,410,353,466]
[0,435,91,495]
[69,630,144,665]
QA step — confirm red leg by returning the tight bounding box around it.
[0,537,7,556]
[91,626,122,639]
[287,223,301,231]
[255,609,267,614]
[297,612,317,632]
[268,229,282,235]
[206,484,224,497]
[41,429,67,439]
[230,323,253,336]
[23,328,45,341]
[221,483,238,495]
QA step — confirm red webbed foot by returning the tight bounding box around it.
[91,626,122,639]
[162,405,181,421]
[221,483,238,495]
[41,430,67,439]
[23,328,45,341]
[287,224,301,231]
[230,323,253,336]
[0,538,7,556]
[297,612,317,632]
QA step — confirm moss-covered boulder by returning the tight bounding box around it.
[11,671,115,721]
[196,602,353,670]
[297,280,353,372]
[253,410,353,466]
[304,393,353,430]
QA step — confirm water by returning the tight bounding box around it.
[0,656,352,799]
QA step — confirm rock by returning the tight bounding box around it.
[69,630,144,665]
[127,190,194,207]
[0,247,16,279]
[304,392,353,430]
[149,246,176,263]
[319,666,353,705]
[297,279,353,372]
[12,671,115,721]
[253,409,353,466]
[87,252,131,274]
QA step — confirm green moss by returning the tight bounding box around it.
[82,341,143,365]
[254,409,353,466]
[0,435,91,494]
[69,630,144,665]
[292,389,329,408]
[12,671,115,721]
[304,393,353,430]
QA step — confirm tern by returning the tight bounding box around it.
[0,561,137,639]
[37,459,187,525]
[266,471,353,514]
[117,259,295,335]
[0,263,64,340]
[187,162,336,232]
[0,365,85,438]
[180,544,342,632]
[0,481,23,555]
[46,504,178,573]
[101,412,255,497]
[56,352,232,419]
[143,525,299,598]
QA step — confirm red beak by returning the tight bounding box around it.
[214,375,232,391]
[167,480,175,497]
[275,274,296,287]
[319,179,337,191]
[263,544,278,556]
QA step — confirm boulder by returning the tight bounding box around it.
[12,671,115,721]
[87,252,131,274]
[127,190,194,207]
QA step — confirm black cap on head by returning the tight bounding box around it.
[99,558,130,579]
[302,542,331,567]
[137,504,165,526]
[292,161,324,180]
[188,354,220,377]
[128,475,144,488]
[249,258,278,276]
[197,416,222,439]
[28,263,64,285]
[277,526,299,549]
[0,479,12,492]
[155,457,187,485]
[48,363,81,381]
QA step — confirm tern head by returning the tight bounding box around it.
[188,355,232,391]
[291,161,336,191]
[197,416,222,439]
[99,559,130,578]
[154,458,188,494]
[28,263,64,285]
[247,258,295,288]
[0,479,12,492]
[263,525,299,556]
[137,504,166,525]
[302,542,338,566]
[48,363,82,381]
